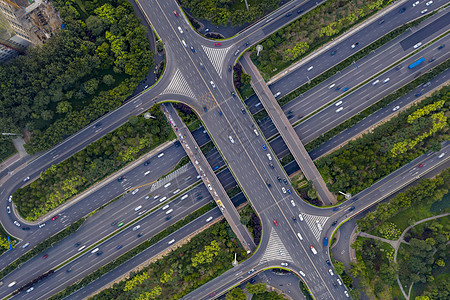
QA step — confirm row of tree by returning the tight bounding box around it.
[316,87,449,196]
[251,0,394,77]
[0,0,153,154]
[12,107,171,221]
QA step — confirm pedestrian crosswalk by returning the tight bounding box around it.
[149,164,191,192]
[201,45,232,77]
[161,68,196,99]
[260,228,292,264]
[301,213,329,241]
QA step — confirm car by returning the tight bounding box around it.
[378,19,385,25]
[8,281,16,288]
[241,108,246,114]
[74,242,81,247]
[395,65,403,70]
[298,214,304,221]
[26,287,34,293]
[392,105,400,111]
[333,283,338,288]
[249,278,256,284]
[332,207,339,211]
[423,82,431,87]
[137,233,143,237]
[262,144,267,150]
[326,259,331,266]
[351,42,359,48]
[421,9,428,14]
[414,42,422,49]
[437,44,445,50]
[207,184,212,190]
[199,62,205,70]
[267,153,272,161]
[290,200,296,207]
[438,153,445,158]
[348,206,356,212]
[415,92,422,97]
[299,271,306,277]
[117,176,124,182]
[22,227,30,231]
[253,129,259,136]
[336,107,343,113]
[217,109,223,116]
[111,221,118,226]
[372,79,379,85]
[412,1,419,6]
[206,216,213,222]
[6,206,10,213]
[229,136,235,144]
[93,122,101,128]
[344,291,350,297]
[118,222,124,227]
[292,216,297,222]
[190,46,195,53]
[329,83,335,89]
[234,49,240,56]
[329,269,334,276]
[78,245,86,251]
[210,81,216,88]
[23,176,30,182]
[285,13,292,17]
[310,245,317,254]
[66,268,72,273]
[133,225,141,231]
[97,251,103,256]
[116,245,123,250]
[43,254,48,259]
[332,221,338,226]
[177,26,183,34]
[307,66,313,71]
[429,57,435,63]
[209,292,216,297]
[283,178,288,185]
[297,232,303,240]
[330,50,337,56]
[269,163,274,169]
[8,195,12,202]
[287,189,292,194]
[352,197,359,202]
[144,161,150,166]
[231,91,236,97]
[399,7,406,13]
[248,268,255,274]
[282,187,286,194]
[335,86,341,91]
[132,189,139,195]
[342,87,350,92]
[277,176,282,183]
[383,78,390,84]
[181,40,187,48]
[22,242,30,248]
[426,0,433,5]
[173,10,178,16]
[52,215,59,221]
[273,220,279,226]
[273,91,281,98]
[214,42,221,46]
[337,278,342,285]
[335,101,342,106]
[418,163,424,168]
[281,262,289,267]
[14,220,20,227]
[267,182,271,188]
[38,223,45,228]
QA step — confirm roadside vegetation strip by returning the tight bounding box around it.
[275,12,435,110]
[0,224,17,255]
[315,84,449,198]
[251,0,398,79]
[0,137,16,162]
[48,201,230,300]
[12,106,172,222]
[305,58,450,153]
[0,218,85,281]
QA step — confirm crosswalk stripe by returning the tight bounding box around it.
[162,69,196,99]
[259,228,292,264]
[149,164,191,192]
[201,45,232,77]
[301,213,329,241]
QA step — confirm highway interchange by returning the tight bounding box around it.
[1,0,449,299]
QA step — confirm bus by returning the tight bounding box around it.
[324,237,329,246]
[408,57,425,69]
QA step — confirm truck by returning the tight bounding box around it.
[408,57,425,69]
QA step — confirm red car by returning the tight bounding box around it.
[214,43,221,46]
[173,10,178,17]
[43,254,48,259]
[273,219,279,226]
[418,163,424,168]
[52,215,59,221]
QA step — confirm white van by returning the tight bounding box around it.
[162,205,170,210]
[78,245,86,251]
[91,248,99,254]
[134,205,142,212]
[182,40,187,47]
[164,182,172,188]
[297,233,303,240]
[8,281,16,288]
[310,245,317,255]
[168,239,175,245]
[165,209,173,214]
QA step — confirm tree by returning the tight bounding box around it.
[84,78,99,95]
[85,15,105,36]
[334,261,345,275]
[56,101,72,114]
[226,287,246,300]
[103,74,115,86]
[379,263,396,286]
[246,282,266,294]
[241,73,251,86]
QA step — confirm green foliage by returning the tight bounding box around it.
[377,222,401,240]
[246,283,267,294]
[316,86,449,196]
[226,287,246,300]
[0,137,16,161]
[180,0,280,27]
[0,0,154,153]
[12,106,171,221]
[251,0,394,77]
[334,261,345,276]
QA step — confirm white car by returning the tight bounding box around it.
[157,152,164,158]
[164,182,172,188]
[22,242,30,249]
[253,129,259,136]
[159,196,167,202]
[7,206,10,214]
[8,195,12,202]
[290,200,296,207]
[412,1,419,6]
[14,221,20,227]
[38,223,45,228]
[383,78,390,84]
[299,271,306,277]
[26,287,34,293]
[267,153,272,161]
[177,26,183,34]
[421,9,427,14]
[329,269,334,276]
[282,187,286,194]
[273,91,281,98]
[329,83,335,89]
[210,81,216,88]
[162,205,170,210]
[392,105,400,111]
[307,66,313,71]
[372,79,380,85]
[438,153,445,158]
[426,0,433,6]
[335,101,342,106]
[134,205,142,211]
[281,262,289,267]
[181,40,187,47]
[298,214,304,221]
[207,184,212,190]
[132,189,139,195]
[344,291,349,298]
[23,176,30,182]
[297,232,303,240]
[206,216,213,222]
[337,278,342,285]
[229,136,235,143]
[414,42,422,49]
[132,225,141,231]
[335,107,343,113]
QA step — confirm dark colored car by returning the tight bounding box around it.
[174,141,181,147]
[332,221,338,226]
[190,46,195,53]
[326,259,331,266]
[269,163,274,169]
[231,91,236,97]
[330,50,337,56]
[292,216,297,222]
[287,189,292,194]
[283,178,288,185]
[203,106,207,112]
[166,216,172,221]
[97,251,103,256]
[285,13,292,17]
[351,197,358,202]
[22,227,30,230]
[342,87,350,92]
[116,245,123,250]
[137,233,143,237]
[173,10,178,17]
[66,268,72,273]
[111,221,118,226]
[74,242,81,247]
[93,122,101,128]
[348,206,355,212]
[250,278,256,284]
[395,65,403,71]
[228,65,232,72]
[378,19,385,25]
[415,92,422,97]
[218,110,222,116]
[332,207,339,211]
[437,44,445,50]
[117,176,124,182]
[399,7,406,13]
[144,161,150,166]
[241,108,246,114]
[297,9,304,14]
[277,176,282,183]
[262,144,267,150]
[428,57,435,62]
[267,182,271,188]
[51,215,59,221]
